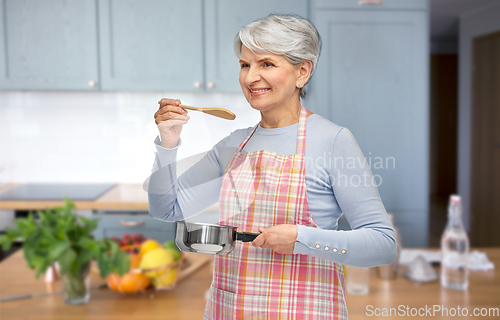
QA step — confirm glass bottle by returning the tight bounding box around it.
[440,195,469,290]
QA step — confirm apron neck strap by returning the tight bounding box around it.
[236,106,309,155]
[296,106,308,155]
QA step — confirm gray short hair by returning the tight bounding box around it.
[234,14,322,98]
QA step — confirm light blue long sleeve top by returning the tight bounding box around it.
[148,113,396,267]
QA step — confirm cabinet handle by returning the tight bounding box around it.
[359,0,383,5]
[194,81,202,89]
[88,80,97,88]
[119,220,145,227]
[207,81,215,89]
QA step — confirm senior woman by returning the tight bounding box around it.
[149,14,396,319]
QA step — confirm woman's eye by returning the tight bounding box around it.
[264,62,273,67]
[240,63,249,69]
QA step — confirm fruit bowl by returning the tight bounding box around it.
[106,240,184,293]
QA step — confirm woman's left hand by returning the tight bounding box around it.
[252,224,298,255]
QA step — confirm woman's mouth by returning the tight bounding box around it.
[249,88,270,96]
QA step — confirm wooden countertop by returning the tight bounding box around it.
[345,248,500,319]
[0,248,499,319]
[0,250,215,320]
[0,184,149,210]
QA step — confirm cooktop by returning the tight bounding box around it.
[0,183,116,201]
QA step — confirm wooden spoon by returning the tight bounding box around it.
[180,104,236,120]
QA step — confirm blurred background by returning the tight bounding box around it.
[0,0,499,250]
[1,1,500,319]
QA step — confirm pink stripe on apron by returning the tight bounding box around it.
[205,107,348,319]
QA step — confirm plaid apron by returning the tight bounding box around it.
[204,107,348,319]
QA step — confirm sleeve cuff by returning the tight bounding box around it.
[154,135,182,150]
[154,136,180,168]
[294,224,349,264]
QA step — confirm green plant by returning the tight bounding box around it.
[0,198,129,279]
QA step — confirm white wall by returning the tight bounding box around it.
[458,2,500,231]
[0,91,260,184]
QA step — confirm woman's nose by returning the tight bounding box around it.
[244,66,261,85]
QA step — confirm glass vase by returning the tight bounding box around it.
[61,262,91,305]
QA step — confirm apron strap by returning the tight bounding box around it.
[296,106,308,155]
[236,106,309,155]
[235,123,260,152]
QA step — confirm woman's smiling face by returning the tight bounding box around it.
[239,46,301,113]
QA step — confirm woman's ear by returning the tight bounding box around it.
[296,60,313,87]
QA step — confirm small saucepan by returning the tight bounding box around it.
[175,221,260,255]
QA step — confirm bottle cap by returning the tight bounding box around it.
[450,195,461,205]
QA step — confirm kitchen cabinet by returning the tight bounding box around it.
[203,0,309,92]
[97,0,205,91]
[0,0,308,91]
[92,212,176,242]
[99,0,308,91]
[0,0,99,90]
[308,0,429,246]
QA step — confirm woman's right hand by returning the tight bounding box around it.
[155,98,190,149]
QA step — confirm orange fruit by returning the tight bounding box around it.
[106,273,122,292]
[106,272,150,293]
[106,252,151,293]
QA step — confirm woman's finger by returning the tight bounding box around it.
[252,233,266,248]
[156,114,190,125]
[167,114,190,124]
[158,98,180,107]
[157,105,187,115]
[155,106,186,119]
[155,111,188,123]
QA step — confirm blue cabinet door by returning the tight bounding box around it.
[98,0,204,91]
[204,0,309,92]
[309,8,429,247]
[0,0,99,90]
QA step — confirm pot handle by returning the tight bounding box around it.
[235,232,260,242]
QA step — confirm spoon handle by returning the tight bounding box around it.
[179,104,236,120]
[179,104,200,111]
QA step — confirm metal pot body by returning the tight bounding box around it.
[175,221,237,255]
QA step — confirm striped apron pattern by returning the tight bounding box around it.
[204,107,348,319]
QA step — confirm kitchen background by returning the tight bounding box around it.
[0,0,499,250]
[0,1,499,318]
